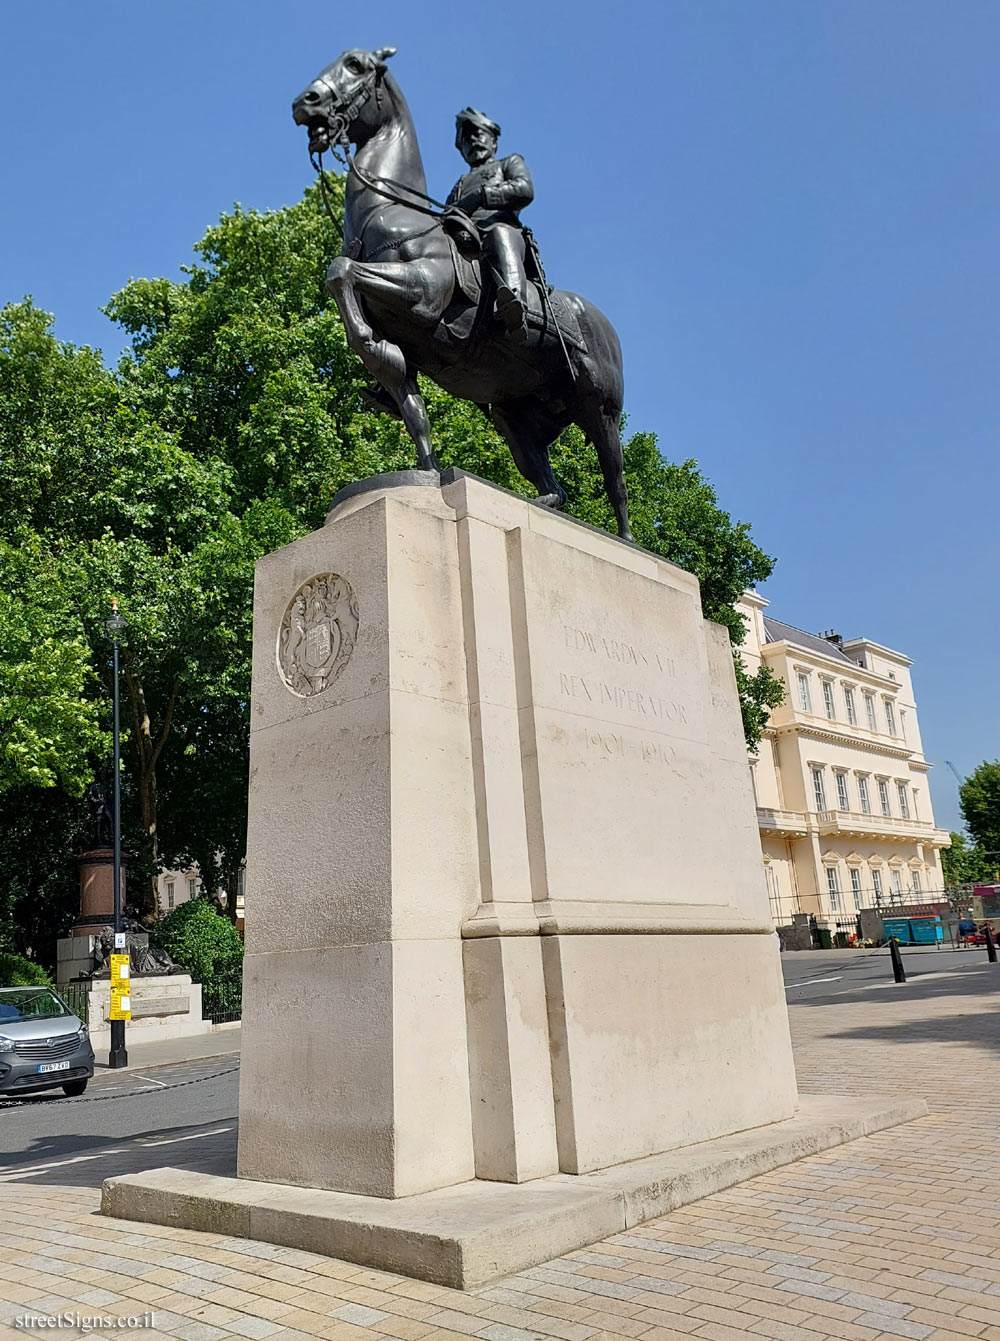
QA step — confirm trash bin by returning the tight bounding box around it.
[817,928,833,949]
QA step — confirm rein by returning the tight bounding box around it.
[306,62,577,382]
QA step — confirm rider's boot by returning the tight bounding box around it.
[488,226,529,342]
[495,285,527,341]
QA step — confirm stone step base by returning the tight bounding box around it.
[102,1093,925,1289]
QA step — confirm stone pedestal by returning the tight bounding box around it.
[85,973,209,1051]
[237,470,798,1200]
[74,848,126,937]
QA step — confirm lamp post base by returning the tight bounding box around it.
[108,1021,128,1069]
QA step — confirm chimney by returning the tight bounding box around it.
[822,630,844,651]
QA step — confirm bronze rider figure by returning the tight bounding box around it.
[446,107,532,340]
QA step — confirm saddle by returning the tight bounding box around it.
[439,210,585,354]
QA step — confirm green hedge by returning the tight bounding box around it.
[149,898,243,983]
[0,951,53,988]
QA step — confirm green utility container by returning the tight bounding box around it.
[908,916,943,944]
[883,917,910,943]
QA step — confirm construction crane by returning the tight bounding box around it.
[946,760,963,786]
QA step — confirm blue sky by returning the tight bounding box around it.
[2,1,997,830]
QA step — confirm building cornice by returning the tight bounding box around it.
[766,722,917,761]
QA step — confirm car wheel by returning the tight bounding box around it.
[62,1080,88,1097]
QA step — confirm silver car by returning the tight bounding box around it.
[0,986,95,1098]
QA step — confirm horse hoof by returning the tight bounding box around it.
[534,491,565,511]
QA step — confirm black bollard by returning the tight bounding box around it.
[888,937,906,983]
[986,925,998,964]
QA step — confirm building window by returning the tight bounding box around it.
[864,694,878,732]
[822,681,836,719]
[850,867,863,911]
[836,773,850,811]
[826,865,840,912]
[188,877,198,898]
[872,868,883,906]
[166,880,175,910]
[912,870,922,895]
[890,868,903,902]
[878,779,891,817]
[858,775,871,814]
[844,687,857,726]
[884,699,897,735]
[811,767,826,811]
[897,784,909,820]
[797,673,812,713]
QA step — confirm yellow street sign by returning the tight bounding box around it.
[109,991,131,1021]
[110,952,130,988]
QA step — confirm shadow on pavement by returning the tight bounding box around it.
[0,1119,238,1187]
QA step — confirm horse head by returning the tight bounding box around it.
[292,46,397,154]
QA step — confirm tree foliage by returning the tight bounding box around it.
[959,761,1000,866]
[1,176,782,954]
[149,898,243,983]
[0,951,54,988]
[941,830,996,891]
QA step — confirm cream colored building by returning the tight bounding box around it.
[155,867,201,915]
[739,594,950,933]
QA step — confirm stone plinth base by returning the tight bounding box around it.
[81,971,212,1051]
[237,470,799,1202]
[103,1093,926,1289]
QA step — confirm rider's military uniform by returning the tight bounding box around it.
[447,108,533,337]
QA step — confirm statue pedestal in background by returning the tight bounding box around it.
[103,469,925,1285]
[72,848,126,938]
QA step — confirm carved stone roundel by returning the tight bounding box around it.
[277,573,359,698]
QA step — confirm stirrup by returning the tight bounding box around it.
[496,286,526,338]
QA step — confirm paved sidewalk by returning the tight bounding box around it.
[2,964,999,1341]
[92,1026,242,1075]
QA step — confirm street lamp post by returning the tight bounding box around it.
[106,598,128,1069]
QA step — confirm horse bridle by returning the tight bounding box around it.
[308,57,449,234]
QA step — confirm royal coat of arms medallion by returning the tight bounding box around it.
[277,573,359,697]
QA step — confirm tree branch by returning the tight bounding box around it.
[150,675,182,770]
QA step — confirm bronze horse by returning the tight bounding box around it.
[293,47,632,540]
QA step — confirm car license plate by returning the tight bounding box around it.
[37,1060,70,1074]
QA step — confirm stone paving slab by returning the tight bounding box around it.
[1,960,999,1340]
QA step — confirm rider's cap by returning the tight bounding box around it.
[455,107,501,149]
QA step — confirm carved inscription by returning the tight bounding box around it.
[581,727,678,767]
[563,625,676,678]
[559,672,688,725]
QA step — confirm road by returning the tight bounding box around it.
[781,942,995,1002]
[0,1054,239,1188]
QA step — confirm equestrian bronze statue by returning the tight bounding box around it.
[292,46,632,540]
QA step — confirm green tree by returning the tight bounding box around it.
[959,761,1000,868]
[149,898,243,982]
[0,544,108,794]
[941,830,995,892]
[0,952,54,988]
